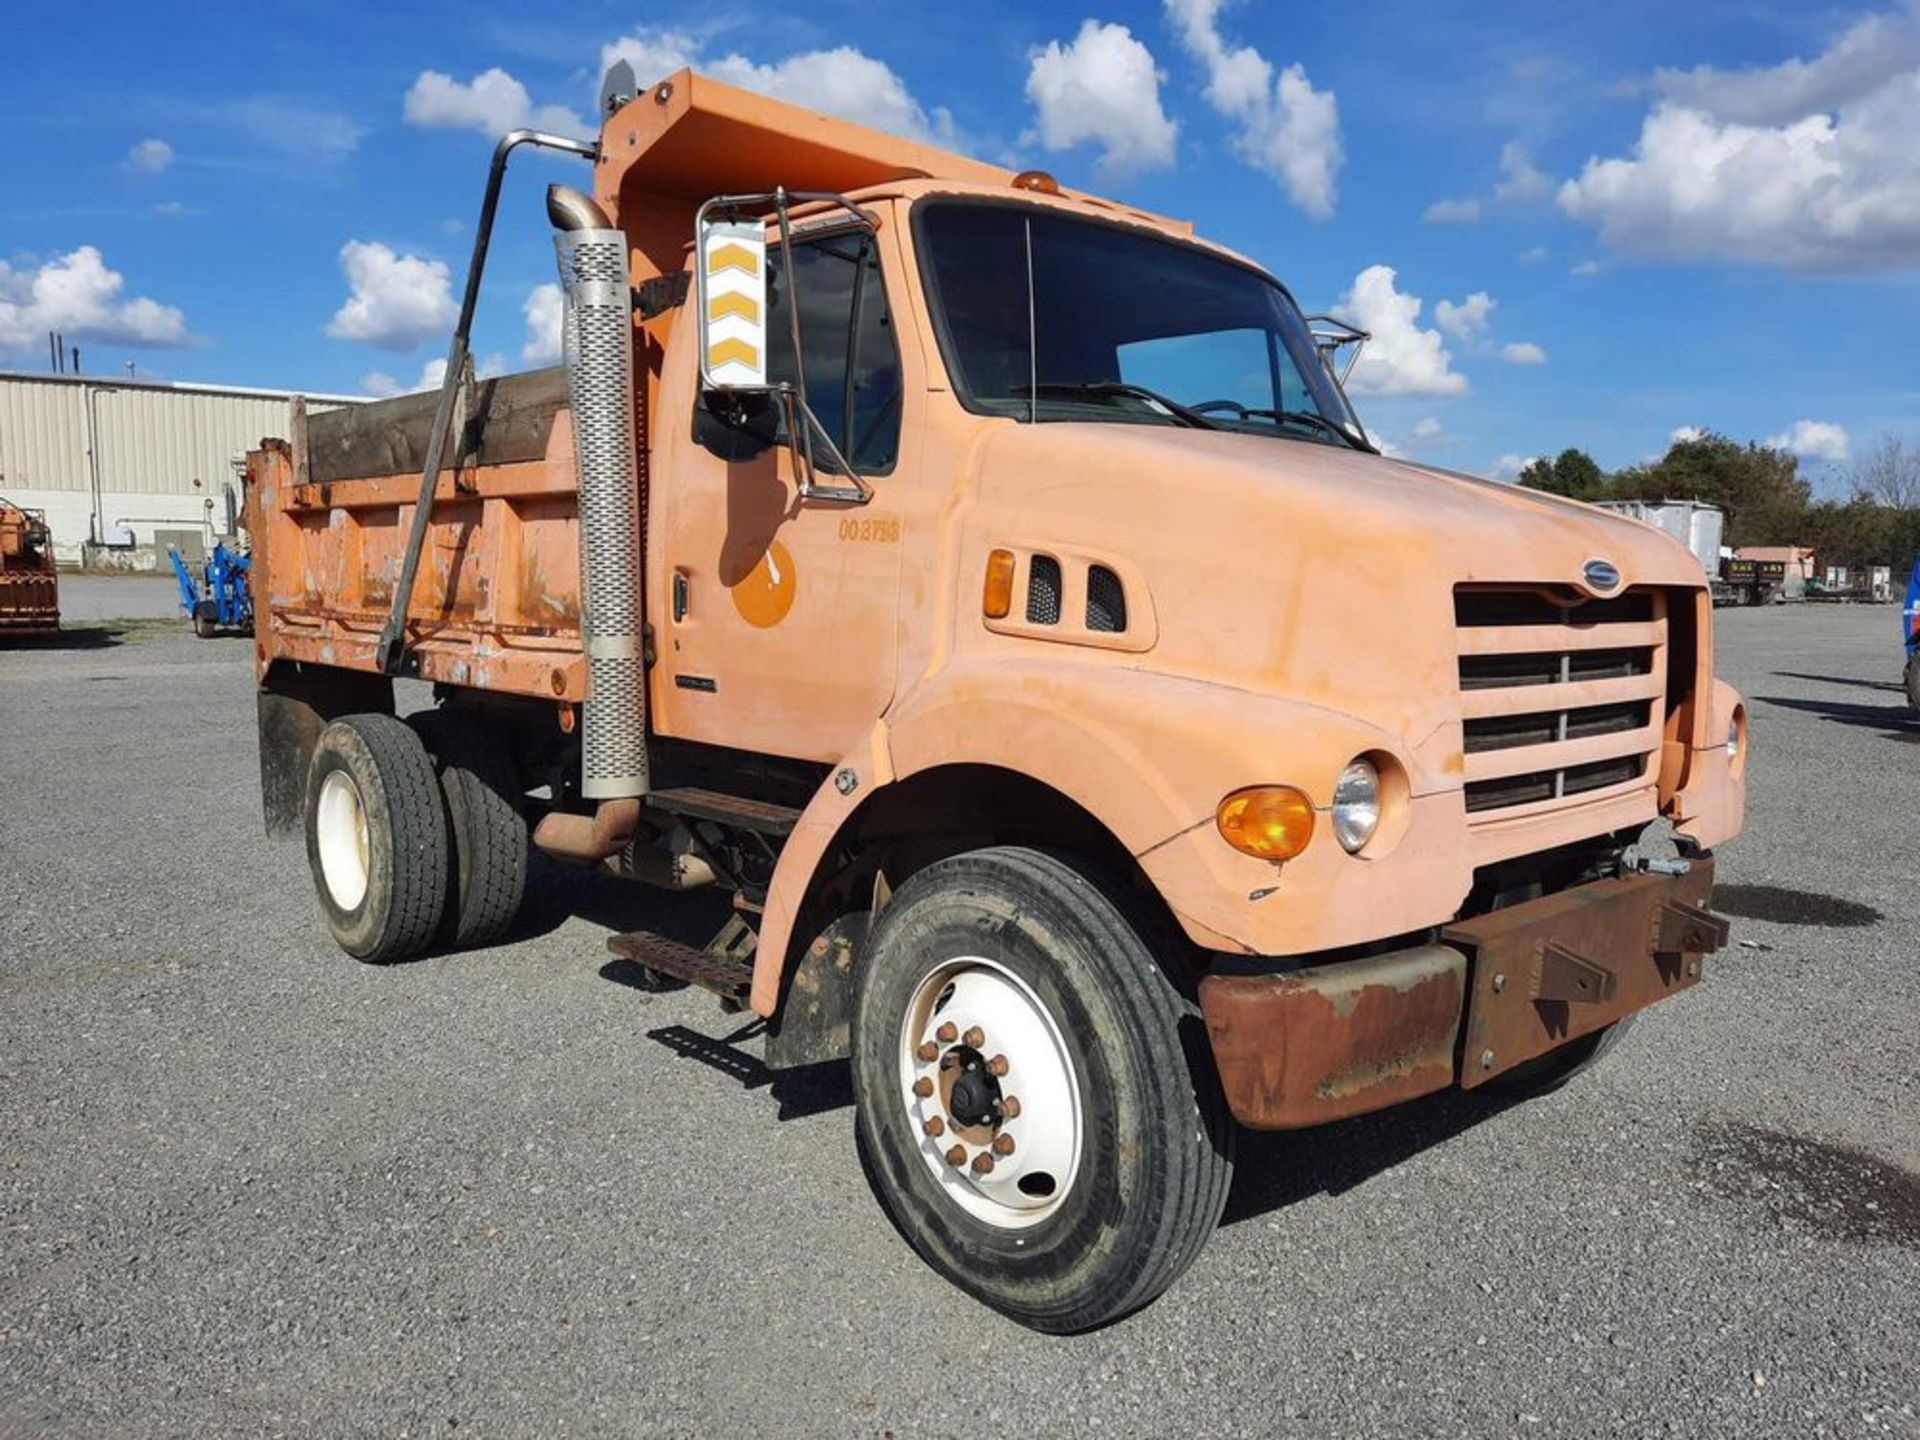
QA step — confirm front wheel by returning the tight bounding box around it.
[852,847,1233,1333]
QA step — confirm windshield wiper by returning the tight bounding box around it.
[1241,408,1374,452]
[1020,381,1222,430]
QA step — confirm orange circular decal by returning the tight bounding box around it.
[731,539,797,628]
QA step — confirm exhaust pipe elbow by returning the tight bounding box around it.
[547,184,612,234]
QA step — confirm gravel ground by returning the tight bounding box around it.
[1,605,1915,1439]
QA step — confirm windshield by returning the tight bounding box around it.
[915,200,1370,450]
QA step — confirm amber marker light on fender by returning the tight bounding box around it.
[983,549,1015,620]
[1216,786,1315,861]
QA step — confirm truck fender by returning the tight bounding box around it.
[749,658,1451,1014]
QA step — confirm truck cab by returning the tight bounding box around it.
[246,70,1745,1333]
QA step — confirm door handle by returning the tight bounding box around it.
[672,569,690,622]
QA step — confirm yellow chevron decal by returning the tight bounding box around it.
[707,337,761,370]
[706,242,760,277]
[707,290,761,323]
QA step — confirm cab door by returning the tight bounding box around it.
[652,211,909,763]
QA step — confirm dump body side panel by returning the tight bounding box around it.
[246,369,588,704]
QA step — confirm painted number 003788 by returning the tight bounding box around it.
[837,516,901,543]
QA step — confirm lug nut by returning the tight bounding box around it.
[987,1054,1009,1077]
[945,1144,967,1167]
[923,1116,945,1138]
[991,1134,1016,1157]
[963,1026,985,1049]
[912,1077,934,1098]
[917,1042,939,1063]
[1000,1096,1021,1119]
[936,1021,958,1043]
[970,1152,995,1175]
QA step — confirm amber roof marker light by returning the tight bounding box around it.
[1012,170,1061,195]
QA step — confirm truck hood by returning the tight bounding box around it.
[969,422,1705,776]
[977,421,1703,592]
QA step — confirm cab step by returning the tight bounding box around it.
[644,786,802,836]
[606,913,757,1004]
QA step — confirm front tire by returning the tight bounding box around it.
[303,714,449,963]
[852,847,1233,1333]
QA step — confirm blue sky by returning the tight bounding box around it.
[3,0,1916,485]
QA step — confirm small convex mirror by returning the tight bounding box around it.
[698,218,770,391]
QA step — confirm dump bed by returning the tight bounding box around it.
[244,368,588,701]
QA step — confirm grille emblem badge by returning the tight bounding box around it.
[1582,558,1622,593]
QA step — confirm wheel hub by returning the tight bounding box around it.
[943,1047,1002,1127]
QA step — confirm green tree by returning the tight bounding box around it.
[1610,432,1809,546]
[1517,448,1606,499]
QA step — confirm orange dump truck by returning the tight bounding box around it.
[246,70,1746,1332]
[0,501,59,637]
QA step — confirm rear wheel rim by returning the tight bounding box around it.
[897,956,1082,1229]
[316,769,371,911]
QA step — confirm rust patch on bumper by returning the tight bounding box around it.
[1200,945,1467,1131]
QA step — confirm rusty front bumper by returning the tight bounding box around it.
[1199,860,1727,1130]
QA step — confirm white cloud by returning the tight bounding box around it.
[1653,7,1920,124]
[1558,11,1920,271]
[1433,290,1495,343]
[1520,244,1549,263]
[1423,197,1482,224]
[1570,259,1602,276]
[523,282,563,366]
[1501,341,1548,364]
[601,29,955,145]
[1767,418,1851,461]
[325,241,458,352]
[1493,140,1551,200]
[0,246,189,351]
[1491,453,1539,480]
[1025,21,1178,177]
[1166,0,1344,218]
[1670,424,1705,444]
[404,68,586,138]
[127,138,174,174]
[360,371,403,399]
[1412,416,1444,439]
[1335,265,1467,397]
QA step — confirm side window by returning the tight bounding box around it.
[766,230,904,473]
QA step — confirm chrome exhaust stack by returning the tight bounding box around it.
[549,183,649,800]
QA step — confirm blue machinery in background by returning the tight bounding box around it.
[1904,558,1920,713]
[168,543,253,638]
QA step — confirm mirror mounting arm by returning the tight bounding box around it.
[695,186,876,507]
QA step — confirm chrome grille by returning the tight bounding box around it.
[1454,586,1667,816]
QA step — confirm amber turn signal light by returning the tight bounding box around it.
[983,548,1015,620]
[1216,786,1315,860]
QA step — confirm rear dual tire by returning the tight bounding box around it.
[302,711,526,963]
[852,847,1233,1334]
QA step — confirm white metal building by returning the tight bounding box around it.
[0,370,367,565]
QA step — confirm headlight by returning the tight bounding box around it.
[1332,759,1380,854]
